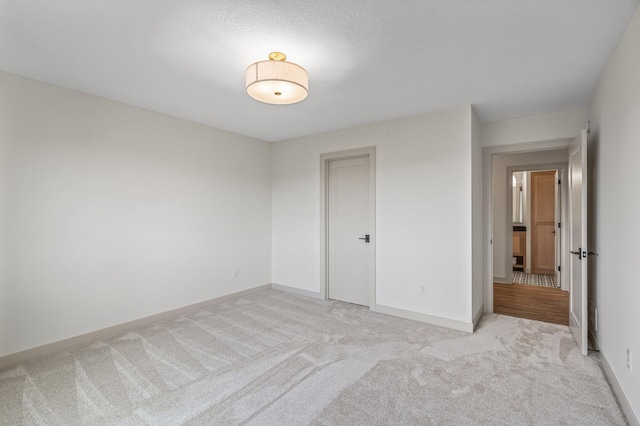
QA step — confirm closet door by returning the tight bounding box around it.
[531,171,556,274]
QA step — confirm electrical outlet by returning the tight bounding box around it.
[627,349,632,371]
[419,285,427,295]
[232,268,239,278]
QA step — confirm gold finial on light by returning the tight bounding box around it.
[268,52,286,61]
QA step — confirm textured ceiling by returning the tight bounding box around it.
[1,0,638,141]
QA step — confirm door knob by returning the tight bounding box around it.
[570,247,582,260]
[358,234,370,243]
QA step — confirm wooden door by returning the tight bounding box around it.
[531,171,556,274]
[328,156,371,306]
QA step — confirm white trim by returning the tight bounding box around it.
[600,351,640,426]
[0,284,272,371]
[472,304,484,331]
[320,147,377,309]
[271,283,323,300]
[375,304,474,333]
[483,138,572,313]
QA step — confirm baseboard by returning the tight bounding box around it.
[588,329,599,351]
[375,304,474,333]
[472,304,484,331]
[271,286,474,333]
[600,351,639,426]
[0,284,272,372]
[493,276,506,283]
[271,283,323,300]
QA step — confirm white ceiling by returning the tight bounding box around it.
[1,1,638,142]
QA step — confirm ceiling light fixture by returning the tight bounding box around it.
[246,52,308,105]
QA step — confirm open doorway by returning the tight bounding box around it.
[488,149,570,325]
[510,169,561,288]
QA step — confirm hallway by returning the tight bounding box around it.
[493,283,569,325]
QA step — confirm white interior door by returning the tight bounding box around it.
[328,156,371,306]
[569,129,588,356]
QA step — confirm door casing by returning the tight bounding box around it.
[320,147,376,309]
[484,139,573,313]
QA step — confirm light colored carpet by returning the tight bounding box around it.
[0,290,626,425]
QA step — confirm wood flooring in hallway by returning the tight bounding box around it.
[493,282,569,325]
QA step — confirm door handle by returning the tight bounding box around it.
[570,247,582,260]
[358,234,370,243]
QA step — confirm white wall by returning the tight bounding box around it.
[272,107,475,325]
[0,89,7,350]
[471,109,484,319]
[0,72,272,357]
[588,4,640,420]
[482,107,587,147]
[491,150,568,283]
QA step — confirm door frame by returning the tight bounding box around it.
[483,139,572,313]
[320,147,376,309]
[506,165,567,287]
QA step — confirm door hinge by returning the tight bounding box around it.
[558,179,561,185]
[558,222,561,228]
[558,266,561,272]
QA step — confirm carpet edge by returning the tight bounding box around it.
[0,284,272,372]
[375,304,474,333]
[271,283,323,300]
